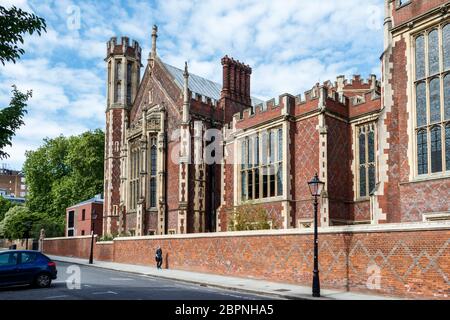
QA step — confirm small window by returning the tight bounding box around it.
[397,0,411,8]
[81,230,85,236]
[0,253,18,266]
[82,209,86,221]
[20,252,37,264]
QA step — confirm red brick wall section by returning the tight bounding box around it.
[43,236,113,262]
[43,227,449,299]
[392,0,448,27]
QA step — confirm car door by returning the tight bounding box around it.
[0,252,20,285]
[17,252,40,283]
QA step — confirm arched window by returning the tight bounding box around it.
[358,123,376,198]
[149,138,157,208]
[126,62,132,104]
[428,29,439,76]
[443,24,450,71]
[414,25,449,175]
[415,35,425,80]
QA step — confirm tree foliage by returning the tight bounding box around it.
[0,206,63,240]
[0,5,47,65]
[23,129,105,219]
[0,205,33,240]
[0,196,19,222]
[0,86,32,159]
[227,202,283,231]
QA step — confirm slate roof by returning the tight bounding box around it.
[163,63,263,107]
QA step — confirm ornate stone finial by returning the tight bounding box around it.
[150,25,158,61]
[182,61,190,124]
[183,61,189,78]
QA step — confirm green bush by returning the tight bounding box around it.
[227,202,283,231]
[0,206,64,240]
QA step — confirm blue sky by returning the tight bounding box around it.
[0,0,384,170]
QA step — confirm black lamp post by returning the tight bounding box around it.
[308,173,325,298]
[89,209,98,264]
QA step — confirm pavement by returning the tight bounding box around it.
[45,254,398,300]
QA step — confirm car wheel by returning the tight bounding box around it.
[35,273,52,288]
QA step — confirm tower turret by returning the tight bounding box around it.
[106,36,142,109]
[103,37,142,236]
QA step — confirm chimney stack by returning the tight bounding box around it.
[221,55,252,106]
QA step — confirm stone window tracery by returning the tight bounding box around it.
[413,23,450,176]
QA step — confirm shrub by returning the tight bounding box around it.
[227,202,283,231]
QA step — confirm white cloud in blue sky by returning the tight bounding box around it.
[0,0,384,170]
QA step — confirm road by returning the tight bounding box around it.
[0,262,276,300]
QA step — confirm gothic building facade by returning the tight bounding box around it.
[103,0,450,236]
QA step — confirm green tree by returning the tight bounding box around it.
[0,206,35,240]
[0,5,47,65]
[0,5,47,158]
[0,207,64,240]
[30,213,64,239]
[0,196,19,222]
[23,129,105,219]
[0,86,32,159]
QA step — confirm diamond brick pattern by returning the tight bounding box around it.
[44,229,450,299]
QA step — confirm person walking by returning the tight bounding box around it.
[155,246,163,270]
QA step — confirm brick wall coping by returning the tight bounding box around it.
[44,235,95,241]
[44,221,449,242]
[111,221,450,241]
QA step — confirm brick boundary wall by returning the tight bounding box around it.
[43,222,450,299]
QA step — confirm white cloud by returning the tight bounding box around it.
[1,0,384,170]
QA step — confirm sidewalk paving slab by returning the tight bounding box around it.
[46,254,400,300]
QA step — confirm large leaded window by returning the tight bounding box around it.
[149,137,157,208]
[129,145,140,210]
[357,123,376,198]
[414,23,450,175]
[240,127,283,202]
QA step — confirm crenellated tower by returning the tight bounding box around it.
[103,37,142,236]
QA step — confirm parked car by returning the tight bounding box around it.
[0,250,57,288]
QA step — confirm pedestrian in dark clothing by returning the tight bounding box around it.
[155,246,163,269]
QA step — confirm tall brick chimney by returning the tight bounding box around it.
[220,55,252,122]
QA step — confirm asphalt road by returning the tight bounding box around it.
[0,262,276,300]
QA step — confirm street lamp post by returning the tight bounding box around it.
[89,209,98,264]
[308,173,325,298]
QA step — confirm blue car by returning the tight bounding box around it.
[0,250,57,288]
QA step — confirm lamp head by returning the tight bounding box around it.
[308,173,325,197]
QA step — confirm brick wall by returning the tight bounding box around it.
[43,223,450,299]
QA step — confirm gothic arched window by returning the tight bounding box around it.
[428,29,439,76]
[414,24,450,176]
[415,35,425,80]
[443,24,450,71]
[149,137,157,208]
[357,123,376,198]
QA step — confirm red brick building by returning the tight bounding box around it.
[0,168,27,198]
[66,196,104,237]
[103,0,450,236]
